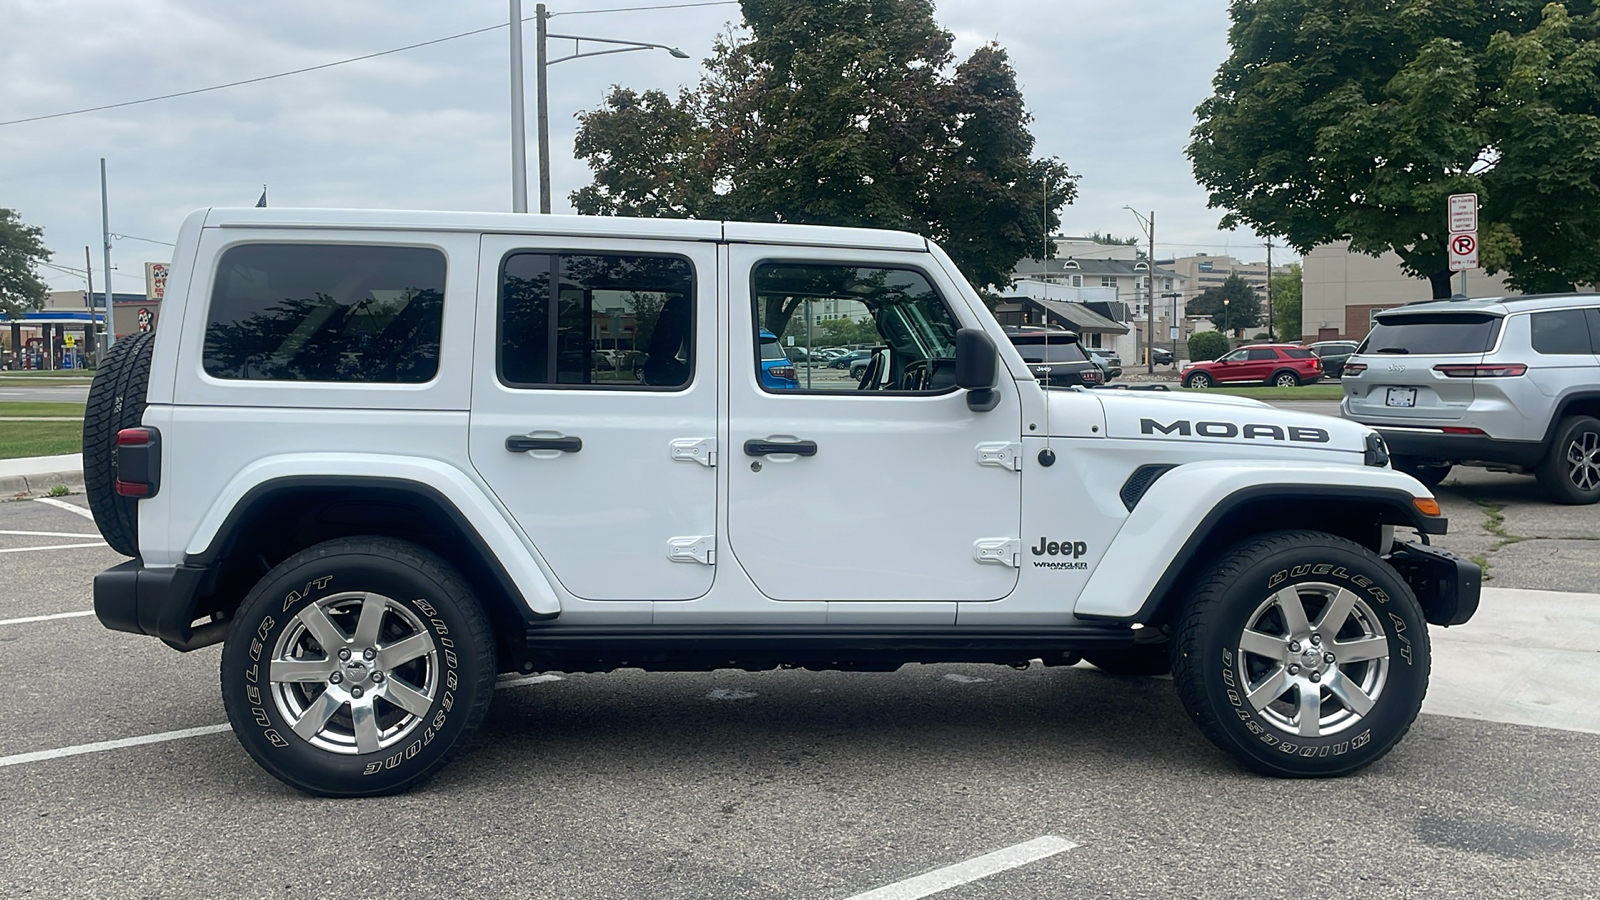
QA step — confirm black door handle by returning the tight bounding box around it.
[744,439,818,457]
[506,435,583,453]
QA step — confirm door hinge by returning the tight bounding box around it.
[976,442,1023,472]
[973,537,1021,568]
[670,438,717,467]
[667,535,716,566]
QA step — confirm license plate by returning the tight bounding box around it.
[1385,387,1417,408]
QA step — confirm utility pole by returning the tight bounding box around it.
[1146,210,1155,373]
[84,247,97,365]
[536,2,552,214]
[510,0,529,213]
[1264,239,1276,342]
[100,158,116,352]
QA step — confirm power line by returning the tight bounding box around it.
[553,1,736,16]
[111,233,176,247]
[0,21,511,128]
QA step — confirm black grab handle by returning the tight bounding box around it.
[744,439,818,457]
[506,435,583,453]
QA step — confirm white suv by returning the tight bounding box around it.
[88,208,1477,796]
[1341,293,1600,503]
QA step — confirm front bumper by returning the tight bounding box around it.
[94,560,224,651]
[1364,426,1546,468]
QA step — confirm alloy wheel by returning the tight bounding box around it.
[1565,430,1600,491]
[1234,581,1390,738]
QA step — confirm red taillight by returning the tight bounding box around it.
[114,427,160,498]
[1082,369,1102,383]
[771,365,797,380]
[1434,363,1527,378]
[1342,363,1368,377]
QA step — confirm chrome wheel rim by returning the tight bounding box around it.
[1235,581,1390,738]
[1565,430,1600,491]
[269,591,439,754]
[1190,374,1210,388]
[1276,374,1296,387]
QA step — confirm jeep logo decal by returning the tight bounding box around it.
[1032,538,1087,558]
[1140,418,1330,444]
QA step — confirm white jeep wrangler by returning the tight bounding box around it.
[88,208,1478,796]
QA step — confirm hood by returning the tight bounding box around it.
[1087,390,1372,456]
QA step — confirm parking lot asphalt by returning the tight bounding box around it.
[1,494,1598,898]
[0,380,91,403]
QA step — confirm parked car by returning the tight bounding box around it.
[759,329,800,389]
[1342,293,1600,502]
[1003,326,1103,387]
[1310,340,1361,377]
[829,349,873,369]
[1181,344,1323,388]
[1088,350,1122,381]
[1151,347,1175,366]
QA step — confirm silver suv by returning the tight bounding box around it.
[1341,293,1600,503]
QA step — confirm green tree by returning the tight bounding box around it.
[1188,330,1230,362]
[1185,274,1261,336]
[1190,1,1600,299]
[1271,263,1303,342]
[1087,232,1138,246]
[0,207,50,319]
[572,0,1077,300]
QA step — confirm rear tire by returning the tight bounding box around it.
[1272,371,1301,388]
[1172,530,1429,777]
[82,331,156,558]
[1183,372,1212,389]
[1536,415,1600,505]
[220,537,497,797]
[1393,456,1452,489]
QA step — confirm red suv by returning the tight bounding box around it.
[1181,344,1323,388]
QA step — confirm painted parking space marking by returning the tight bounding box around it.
[33,498,96,520]
[0,610,94,627]
[843,835,1079,900]
[0,675,565,771]
[0,725,234,769]
[0,542,106,553]
[0,529,103,539]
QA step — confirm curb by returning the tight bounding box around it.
[2,469,85,499]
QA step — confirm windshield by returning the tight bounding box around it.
[1359,313,1503,355]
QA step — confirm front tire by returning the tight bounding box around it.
[1183,372,1212,389]
[1536,415,1600,505]
[221,537,497,797]
[1172,531,1429,777]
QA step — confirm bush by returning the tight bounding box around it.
[1188,331,1229,362]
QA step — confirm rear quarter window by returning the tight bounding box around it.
[204,243,445,382]
[1283,348,1315,359]
[1360,313,1503,355]
[1529,309,1594,355]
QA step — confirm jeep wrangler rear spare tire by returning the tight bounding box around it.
[1172,530,1429,778]
[82,330,155,558]
[220,537,497,797]
[1536,415,1600,505]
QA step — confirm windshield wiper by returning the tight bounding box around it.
[1373,347,1410,354]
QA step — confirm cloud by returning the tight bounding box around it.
[1,0,1279,292]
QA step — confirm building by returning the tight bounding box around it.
[1165,253,1279,298]
[1008,256,1191,362]
[1300,241,1514,342]
[0,289,158,369]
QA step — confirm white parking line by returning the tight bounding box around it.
[0,675,566,771]
[843,835,1080,900]
[33,498,96,520]
[0,529,103,538]
[0,542,106,553]
[0,610,95,627]
[0,725,234,769]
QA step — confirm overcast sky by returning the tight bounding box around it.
[1,0,1282,294]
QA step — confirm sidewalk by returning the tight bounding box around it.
[0,453,83,496]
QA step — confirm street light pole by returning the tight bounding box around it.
[1123,206,1156,373]
[524,6,689,215]
[510,0,529,213]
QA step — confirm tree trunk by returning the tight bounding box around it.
[1428,269,1455,300]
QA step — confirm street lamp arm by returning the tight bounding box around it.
[546,33,689,64]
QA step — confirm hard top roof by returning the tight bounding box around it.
[200,208,930,252]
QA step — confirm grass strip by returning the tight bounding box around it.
[1177,385,1344,401]
[0,420,81,459]
[0,402,87,418]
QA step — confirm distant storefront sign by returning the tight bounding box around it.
[145,262,169,301]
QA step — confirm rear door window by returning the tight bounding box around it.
[1530,310,1594,355]
[1246,348,1276,361]
[204,243,445,382]
[1361,313,1503,355]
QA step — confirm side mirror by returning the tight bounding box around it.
[955,328,1000,412]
